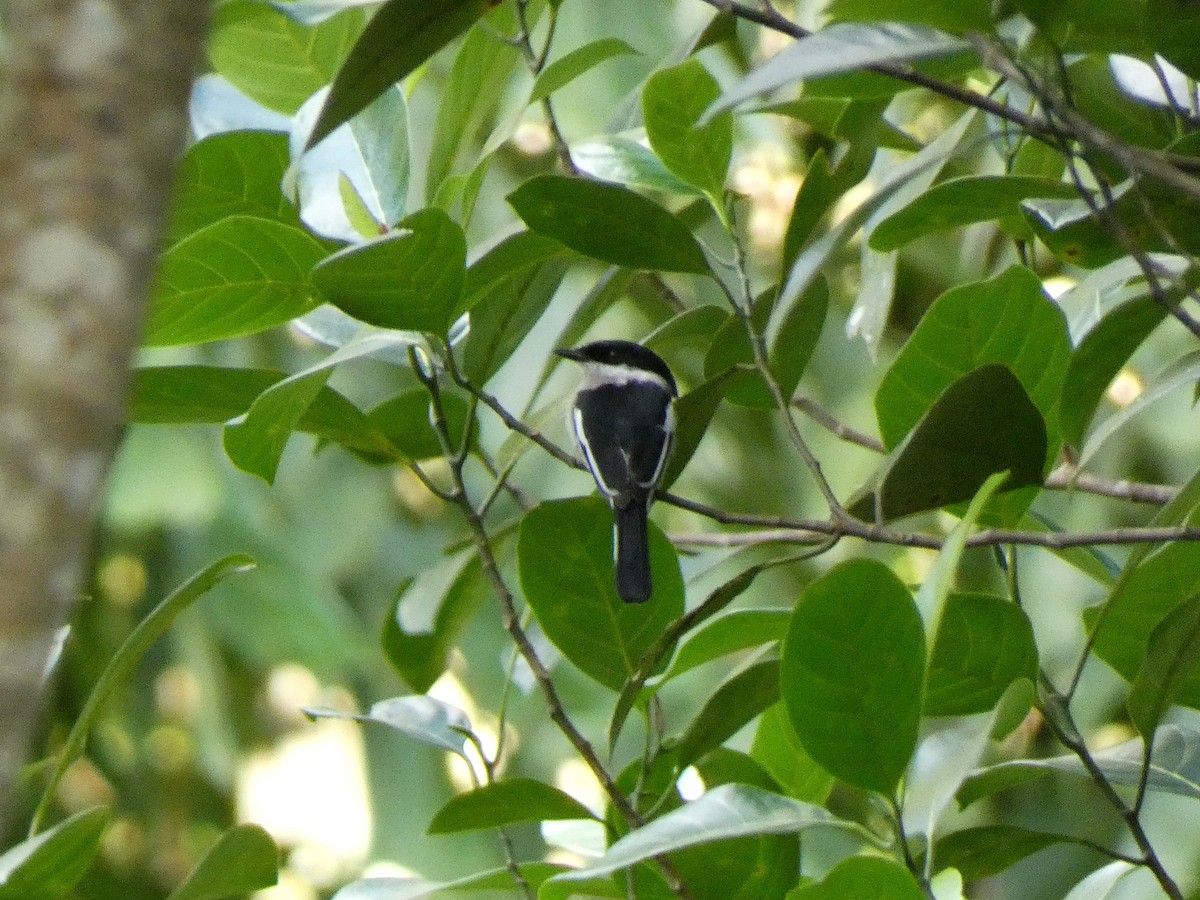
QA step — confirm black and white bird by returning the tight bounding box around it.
[557,340,677,603]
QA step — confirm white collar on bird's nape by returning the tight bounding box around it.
[578,361,675,394]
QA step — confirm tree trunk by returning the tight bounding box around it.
[0,0,210,837]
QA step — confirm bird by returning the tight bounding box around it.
[556,340,677,603]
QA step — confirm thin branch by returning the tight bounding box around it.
[514,0,577,174]
[420,355,692,898]
[792,395,886,453]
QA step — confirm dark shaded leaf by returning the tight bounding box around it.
[677,661,780,767]
[0,808,110,900]
[662,368,737,488]
[1129,595,1200,738]
[309,0,492,147]
[791,855,924,899]
[931,825,1093,883]
[508,175,710,274]
[518,498,683,691]
[428,779,595,834]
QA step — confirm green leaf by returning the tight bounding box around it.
[518,498,683,691]
[644,305,730,360]
[781,559,925,795]
[1079,349,1200,468]
[272,0,383,27]
[868,175,1077,251]
[531,37,640,103]
[958,724,1200,806]
[548,785,865,883]
[677,660,780,767]
[459,258,568,383]
[334,863,569,900]
[209,1,361,114]
[662,368,737,488]
[781,144,875,271]
[1147,0,1200,80]
[366,389,470,462]
[0,808,110,900]
[704,278,828,409]
[826,0,993,33]
[428,779,596,834]
[223,367,333,484]
[706,23,967,120]
[1059,298,1166,448]
[167,825,279,900]
[306,694,472,757]
[791,856,924,900]
[926,594,1039,717]
[167,131,298,244]
[30,557,256,834]
[759,97,919,153]
[508,175,710,274]
[1062,862,1136,900]
[875,266,1069,464]
[312,207,466,333]
[1015,0,1147,53]
[132,365,392,458]
[145,216,326,347]
[308,0,492,147]
[750,703,835,804]
[426,11,522,194]
[852,366,1047,522]
[1129,595,1200,738]
[459,230,568,316]
[642,58,732,200]
[664,609,791,682]
[570,134,703,196]
[931,825,1094,882]
[382,554,482,693]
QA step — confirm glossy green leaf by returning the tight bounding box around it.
[167,131,298,244]
[869,175,1077,251]
[382,554,482,693]
[308,0,492,147]
[426,11,522,194]
[518,498,684,691]
[306,694,472,757]
[925,593,1038,716]
[366,389,470,463]
[791,855,924,900]
[459,258,568,383]
[781,143,875,271]
[570,134,702,196]
[132,365,392,459]
[1070,57,1174,149]
[30,557,256,834]
[677,660,780,767]
[665,609,791,682]
[1129,595,1200,738]
[1060,298,1166,448]
[931,825,1085,882]
[759,97,919,153]
[643,58,732,200]
[428,779,595,834]
[209,1,360,114]
[750,703,835,804]
[549,784,863,883]
[223,366,333,484]
[531,37,639,103]
[875,266,1069,461]
[146,216,326,347]
[662,368,737,488]
[853,366,1047,522]
[781,559,925,795]
[707,22,967,120]
[508,175,710,274]
[1062,862,1136,900]
[0,808,109,900]
[167,825,279,900]
[826,0,993,32]
[312,207,466,333]
[1014,0,1146,53]
[644,305,729,360]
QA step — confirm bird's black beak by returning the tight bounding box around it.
[555,347,584,362]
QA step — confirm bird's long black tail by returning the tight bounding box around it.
[614,503,652,603]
